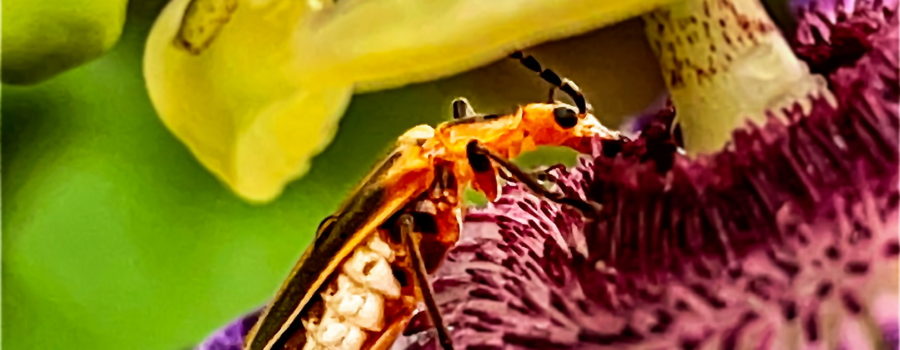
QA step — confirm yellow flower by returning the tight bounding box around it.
[144,0,675,202]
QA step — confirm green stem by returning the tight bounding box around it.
[644,0,831,153]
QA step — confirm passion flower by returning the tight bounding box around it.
[199,311,260,350]
[199,0,898,348]
[398,0,899,348]
[404,109,897,348]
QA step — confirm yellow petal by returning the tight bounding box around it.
[145,0,675,202]
[297,0,679,91]
[145,0,352,202]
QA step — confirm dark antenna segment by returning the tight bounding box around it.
[509,51,589,114]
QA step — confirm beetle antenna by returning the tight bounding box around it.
[509,51,588,114]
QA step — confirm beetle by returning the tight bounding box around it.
[243,52,622,350]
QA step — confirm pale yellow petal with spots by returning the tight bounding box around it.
[144,0,675,202]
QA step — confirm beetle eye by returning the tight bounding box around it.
[553,106,578,129]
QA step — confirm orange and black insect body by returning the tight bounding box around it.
[243,52,621,350]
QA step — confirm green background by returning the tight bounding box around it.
[2,2,662,349]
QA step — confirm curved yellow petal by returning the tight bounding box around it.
[145,0,675,202]
[297,0,678,91]
[145,0,352,202]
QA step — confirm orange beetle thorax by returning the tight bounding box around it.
[518,103,617,154]
[420,102,618,202]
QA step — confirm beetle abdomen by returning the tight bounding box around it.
[298,234,411,349]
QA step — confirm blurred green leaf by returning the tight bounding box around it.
[2,0,128,84]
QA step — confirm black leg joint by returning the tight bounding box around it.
[466,141,493,173]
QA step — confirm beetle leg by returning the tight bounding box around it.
[397,213,454,350]
[467,141,603,220]
[498,165,556,184]
[451,97,475,119]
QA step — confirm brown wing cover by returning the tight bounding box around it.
[245,146,434,350]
